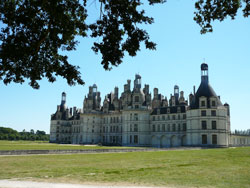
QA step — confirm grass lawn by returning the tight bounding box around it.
[0,147,249,187]
[0,140,138,150]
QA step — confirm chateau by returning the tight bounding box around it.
[50,63,250,147]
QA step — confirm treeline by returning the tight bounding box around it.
[232,129,250,136]
[0,127,49,141]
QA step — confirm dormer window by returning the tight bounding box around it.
[177,107,181,113]
[201,101,205,107]
[210,97,217,107]
[199,97,207,108]
[212,101,216,106]
[135,96,139,102]
[167,108,170,114]
[157,109,160,115]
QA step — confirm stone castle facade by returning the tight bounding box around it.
[50,63,250,147]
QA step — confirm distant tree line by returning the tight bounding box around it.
[0,127,49,141]
[232,129,250,136]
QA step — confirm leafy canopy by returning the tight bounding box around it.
[0,0,249,89]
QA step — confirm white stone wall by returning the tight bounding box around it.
[229,135,250,146]
[186,106,229,147]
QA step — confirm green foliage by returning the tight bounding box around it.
[0,127,49,141]
[194,0,250,34]
[0,0,164,89]
[0,0,249,88]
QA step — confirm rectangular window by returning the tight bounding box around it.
[157,124,160,132]
[167,124,170,132]
[212,135,217,144]
[153,116,155,121]
[178,124,181,131]
[183,114,186,119]
[183,123,187,131]
[135,96,139,102]
[201,101,205,107]
[162,124,165,132]
[212,101,216,107]
[134,124,138,132]
[134,113,138,121]
[162,115,165,120]
[172,115,176,120]
[201,110,206,116]
[212,121,217,129]
[177,107,181,113]
[172,124,176,132]
[211,110,216,116]
[202,121,207,130]
[202,135,207,144]
[152,124,155,132]
[134,135,138,144]
[130,135,132,144]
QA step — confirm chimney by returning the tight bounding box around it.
[193,86,196,95]
[189,93,193,106]
[73,106,77,115]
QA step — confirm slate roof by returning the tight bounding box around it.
[151,105,187,115]
[190,81,222,109]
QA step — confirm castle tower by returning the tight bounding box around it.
[187,63,229,147]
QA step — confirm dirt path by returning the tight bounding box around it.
[0,180,165,188]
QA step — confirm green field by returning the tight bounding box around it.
[0,146,249,188]
[0,140,137,150]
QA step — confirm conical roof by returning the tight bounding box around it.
[190,81,222,109]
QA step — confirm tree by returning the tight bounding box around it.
[194,0,250,34]
[0,0,249,89]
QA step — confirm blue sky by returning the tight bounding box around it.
[0,1,249,133]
